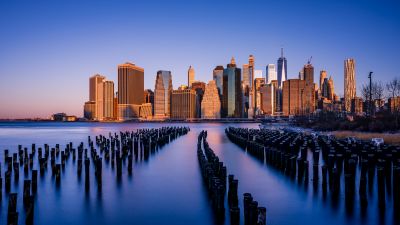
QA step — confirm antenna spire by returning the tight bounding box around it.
[281,48,283,58]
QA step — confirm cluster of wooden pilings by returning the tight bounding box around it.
[225,127,400,214]
[1,126,189,225]
[197,130,266,225]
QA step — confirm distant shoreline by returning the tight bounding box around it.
[0,119,261,123]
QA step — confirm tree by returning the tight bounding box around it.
[386,77,400,111]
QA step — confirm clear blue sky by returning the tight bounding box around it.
[0,0,399,118]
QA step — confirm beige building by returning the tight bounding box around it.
[201,80,221,119]
[154,70,173,118]
[188,66,195,87]
[89,74,105,120]
[103,80,114,120]
[117,62,144,120]
[254,78,265,115]
[344,59,356,112]
[171,89,196,119]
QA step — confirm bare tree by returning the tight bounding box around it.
[386,77,400,112]
[361,81,384,101]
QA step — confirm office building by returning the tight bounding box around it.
[344,58,356,112]
[266,64,277,84]
[201,80,221,119]
[103,80,114,120]
[188,66,195,87]
[89,74,105,120]
[154,70,173,118]
[213,65,224,95]
[117,62,144,120]
[144,89,154,115]
[171,89,196,119]
[191,81,206,118]
[277,48,287,88]
[222,57,242,118]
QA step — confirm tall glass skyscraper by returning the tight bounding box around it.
[213,65,224,95]
[266,64,277,84]
[154,70,173,117]
[277,48,287,88]
[222,57,242,118]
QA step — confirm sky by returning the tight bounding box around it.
[0,0,399,119]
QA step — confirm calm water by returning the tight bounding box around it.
[0,122,396,225]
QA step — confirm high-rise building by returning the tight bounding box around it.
[344,58,356,112]
[254,70,263,79]
[89,74,105,120]
[171,89,196,119]
[303,63,314,85]
[248,55,255,118]
[144,89,154,115]
[322,76,335,101]
[266,64,277,84]
[260,80,278,115]
[254,78,265,115]
[282,79,315,116]
[103,80,114,120]
[191,81,206,118]
[351,97,363,114]
[213,66,224,95]
[222,57,242,118]
[277,48,287,88]
[154,70,173,118]
[83,101,96,120]
[117,62,144,120]
[319,70,327,95]
[201,80,221,119]
[188,66,195,87]
[242,64,250,87]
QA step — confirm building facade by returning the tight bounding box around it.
[89,74,105,120]
[191,81,206,118]
[144,89,154,116]
[117,62,144,120]
[171,89,197,119]
[201,80,221,119]
[154,70,173,118]
[277,48,287,88]
[260,80,278,115]
[254,78,265,115]
[222,57,242,118]
[188,66,195,87]
[213,65,224,96]
[344,58,356,112]
[103,80,114,120]
[266,64,277,84]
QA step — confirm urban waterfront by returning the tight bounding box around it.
[0,122,396,225]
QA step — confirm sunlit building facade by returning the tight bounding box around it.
[154,70,173,118]
[344,58,356,112]
[89,74,105,120]
[171,89,196,119]
[188,66,195,87]
[103,80,114,120]
[201,80,221,119]
[117,62,144,120]
[266,64,277,84]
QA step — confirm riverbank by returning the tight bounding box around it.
[327,130,400,146]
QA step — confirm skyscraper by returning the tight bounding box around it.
[277,48,287,88]
[319,70,327,95]
[254,78,265,115]
[242,64,250,87]
[89,74,105,120]
[103,80,114,120]
[117,62,144,120]
[344,58,356,112]
[303,63,314,85]
[201,80,221,119]
[188,66,195,87]
[171,89,196,119]
[260,80,278,115]
[154,70,173,118]
[248,55,255,118]
[144,89,154,115]
[266,64,277,84]
[222,57,242,118]
[191,81,206,118]
[213,66,224,95]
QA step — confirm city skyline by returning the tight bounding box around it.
[1,0,399,118]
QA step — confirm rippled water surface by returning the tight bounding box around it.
[0,122,396,225]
